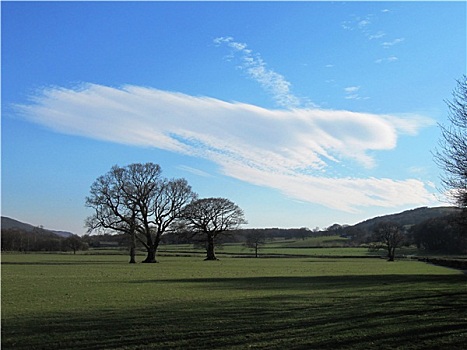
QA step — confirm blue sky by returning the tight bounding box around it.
[2,1,466,235]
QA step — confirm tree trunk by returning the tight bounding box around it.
[142,246,157,263]
[388,247,395,261]
[142,231,158,263]
[129,232,136,264]
[205,235,217,260]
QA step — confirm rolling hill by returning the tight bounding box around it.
[1,216,74,237]
[352,206,461,232]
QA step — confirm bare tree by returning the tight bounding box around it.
[434,75,467,210]
[243,230,267,258]
[64,235,88,254]
[370,222,405,261]
[180,198,247,260]
[86,163,196,263]
[86,164,157,263]
[150,177,198,259]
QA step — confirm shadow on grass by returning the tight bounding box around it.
[2,274,466,350]
[129,274,467,292]
[1,260,127,266]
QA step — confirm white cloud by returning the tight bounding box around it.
[408,166,428,175]
[16,83,436,212]
[375,55,398,64]
[368,31,386,40]
[214,36,307,109]
[342,14,385,41]
[344,86,369,100]
[177,165,213,178]
[224,163,436,212]
[358,18,371,29]
[383,113,435,135]
[382,38,405,48]
[344,86,360,93]
[342,12,404,58]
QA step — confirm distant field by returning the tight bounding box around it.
[2,252,466,349]
[157,236,438,258]
[157,236,368,258]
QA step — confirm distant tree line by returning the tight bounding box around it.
[411,214,466,253]
[229,227,313,240]
[1,227,88,253]
[165,227,314,248]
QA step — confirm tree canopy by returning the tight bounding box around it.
[180,197,247,260]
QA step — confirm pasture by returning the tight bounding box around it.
[2,252,466,349]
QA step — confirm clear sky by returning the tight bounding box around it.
[2,1,466,235]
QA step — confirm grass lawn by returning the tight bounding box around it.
[2,253,466,349]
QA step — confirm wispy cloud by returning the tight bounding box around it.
[344,86,369,100]
[368,31,386,40]
[342,10,403,63]
[16,83,436,212]
[375,55,398,64]
[342,14,381,40]
[408,166,428,176]
[344,86,360,94]
[214,36,309,109]
[382,38,405,48]
[177,165,213,178]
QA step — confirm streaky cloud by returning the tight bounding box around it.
[214,36,306,109]
[382,38,405,48]
[177,165,213,178]
[15,83,436,211]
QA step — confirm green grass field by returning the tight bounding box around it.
[157,236,374,258]
[2,252,466,349]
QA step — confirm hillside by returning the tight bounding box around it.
[351,206,461,233]
[1,216,73,237]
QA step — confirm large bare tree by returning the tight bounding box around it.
[86,163,197,263]
[180,197,247,260]
[434,75,467,210]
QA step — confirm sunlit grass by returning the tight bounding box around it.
[159,242,376,257]
[2,253,466,349]
[158,238,461,258]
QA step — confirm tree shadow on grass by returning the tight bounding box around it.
[2,274,466,350]
[1,260,126,266]
[129,274,467,292]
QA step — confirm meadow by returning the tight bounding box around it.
[2,249,466,349]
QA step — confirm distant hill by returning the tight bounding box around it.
[351,206,461,233]
[1,216,74,237]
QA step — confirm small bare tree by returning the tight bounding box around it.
[64,235,88,254]
[243,230,267,258]
[370,222,405,261]
[180,198,247,260]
